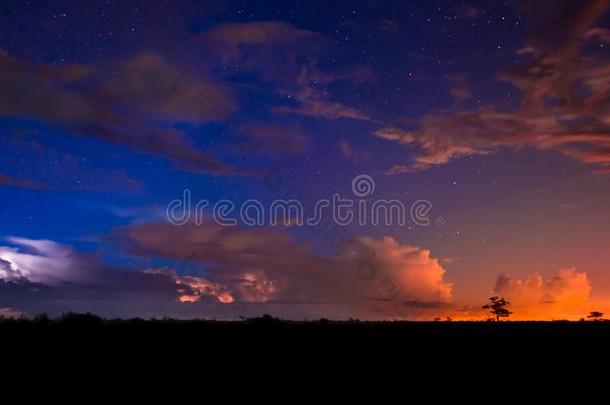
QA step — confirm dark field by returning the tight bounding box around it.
[3,313,610,345]
[4,314,610,371]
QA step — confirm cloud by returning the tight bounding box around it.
[275,92,370,121]
[201,21,320,63]
[492,269,593,320]
[0,50,243,175]
[339,140,370,161]
[0,307,24,318]
[0,236,89,285]
[233,123,310,155]
[115,221,310,271]
[375,101,610,173]
[353,236,453,304]
[114,221,453,318]
[449,87,472,101]
[447,74,472,103]
[23,230,608,321]
[274,67,371,121]
[0,236,240,317]
[201,22,370,122]
[0,172,46,190]
[459,6,483,19]
[374,0,610,173]
[102,51,235,122]
[0,138,144,194]
[583,27,610,43]
[143,268,234,304]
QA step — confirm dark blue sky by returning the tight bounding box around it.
[1,0,610,320]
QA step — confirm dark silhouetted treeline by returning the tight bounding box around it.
[3,312,610,339]
[4,312,610,367]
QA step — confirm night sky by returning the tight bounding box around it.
[1,0,610,320]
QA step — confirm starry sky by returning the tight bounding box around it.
[1,0,610,320]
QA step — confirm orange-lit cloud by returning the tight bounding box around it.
[143,268,235,304]
[490,269,594,320]
[433,268,609,322]
[5,232,607,321]
[116,222,454,318]
[352,236,453,304]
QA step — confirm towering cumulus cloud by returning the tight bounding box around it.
[492,269,593,320]
[0,228,453,319]
[355,237,452,304]
[115,222,453,318]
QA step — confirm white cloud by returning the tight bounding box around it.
[0,236,87,285]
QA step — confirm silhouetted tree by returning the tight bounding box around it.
[482,296,512,321]
[587,311,605,321]
[60,312,103,326]
[33,313,50,325]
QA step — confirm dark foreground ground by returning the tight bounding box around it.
[4,314,605,390]
[3,313,610,374]
[3,313,610,347]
